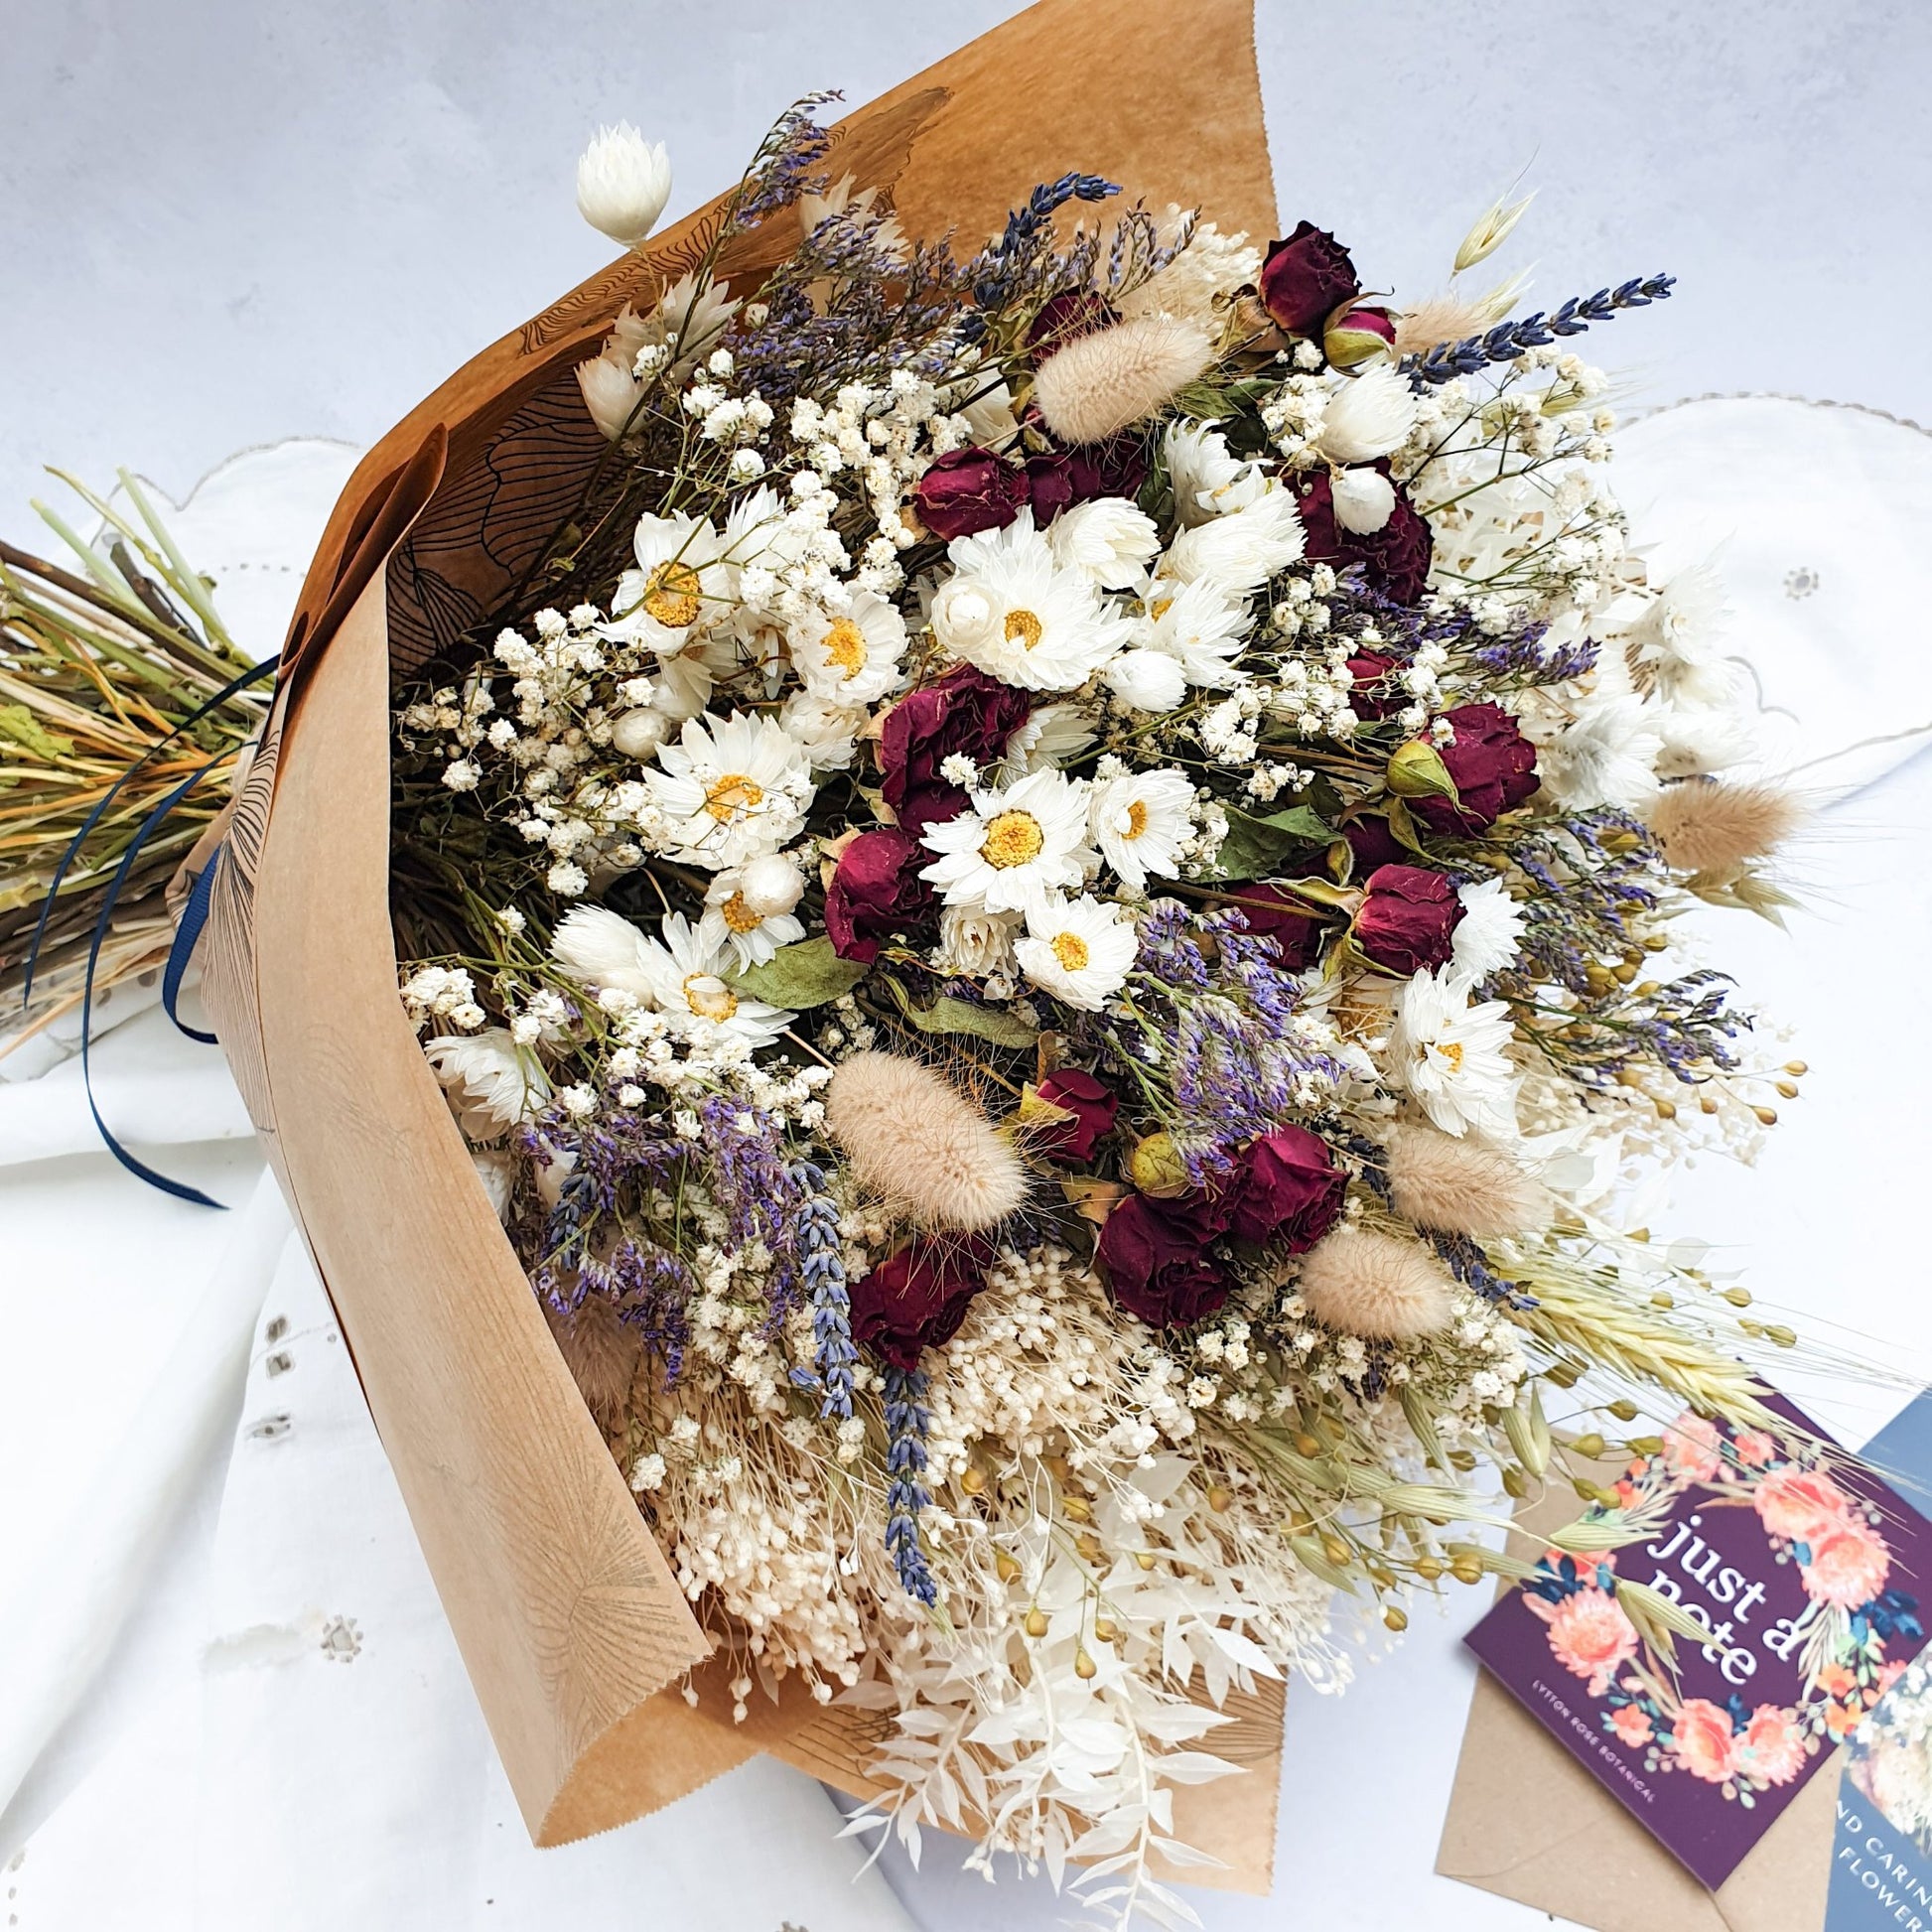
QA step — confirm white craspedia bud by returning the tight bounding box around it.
[1296,1228,1454,1339]
[1329,466,1397,535]
[1031,315,1215,447]
[1315,364,1420,465]
[738,850,804,918]
[611,706,670,759]
[930,578,999,656]
[1384,1121,1546,1237]
[575,123,673,250]
[1102,647,1186,714]
[826,1050,1028,1233]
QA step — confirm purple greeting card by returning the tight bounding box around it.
[1465,1404,1932,1890]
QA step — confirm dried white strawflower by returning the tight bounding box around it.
[1031,315,1214,447]
[1315,365,1419,465]
[544,1294,641,1426]
[1646,778,1801,875]
[1296,1228,1454,1339]
[825,1050,1028,1232]
[1384,1121,1544,1237]
[575,122,672,250]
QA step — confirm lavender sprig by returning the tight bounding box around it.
[883,1365,938,1605]
[1405,274,1676,388]
[959,172,1120,335]
[789,1159,856,1421]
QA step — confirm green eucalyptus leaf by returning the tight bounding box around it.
[1201,803,1334,882]
[884,975,1037,1049]
[731,936,866,1010]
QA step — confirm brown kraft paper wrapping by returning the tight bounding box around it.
[197,0,1291,1884]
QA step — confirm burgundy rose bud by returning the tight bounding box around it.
[1027,1068,1119,1163]
[1097,1194,1230,1329]
[1347,649,1402,720]
[1227,1126,1346,1251]
[1220,882,1332,972]
[1352,863,1465,976]
[1024,430,1149,524]
[1296,469,1434,605]
[1258,220,1361,336]
[911,446,1031,541]
[849,1237,994,1371]
[823,828,937,964]
[1323,304,1398,369]
[1027,290,1116,355]
[1411,703,1540,836]
[880,664,1035,835]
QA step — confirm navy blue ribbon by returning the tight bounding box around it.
[162,847,222,1046]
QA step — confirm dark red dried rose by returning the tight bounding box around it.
[1352,863,1465,976]
[1025,431,1149,522]
[912,446,1031,540]
[1258,221,1361,335]
[1220,882,1333,972]
[1296,469,1435,605]
[850,1237,994,1370]
[1227,1126,1346,1251]
[1344,815,1409,872]
[1411,703,1540,835]
[1027,290,1116,355]
[879,664,1034,835]
[823,828,937,964]
[1097,1195,1230,1328]
[1347,648,1403,720]
[1028,1068,1119,1163]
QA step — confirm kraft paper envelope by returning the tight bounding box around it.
[1437,1475,1839,1932]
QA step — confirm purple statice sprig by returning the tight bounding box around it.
[883,1365,939,1605]
[1404,274,1676,388]
[697,1094,798,1255]
[1464,623,1601,688]
[787,1159,856,1421]
[728,92,839,228]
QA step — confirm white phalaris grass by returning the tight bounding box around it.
[825,1050,1028,1232]
[1296,1227,1455,1339]
[1030,315,1214,446]
[1384,1121,1546,1238]
[575,122,673,249]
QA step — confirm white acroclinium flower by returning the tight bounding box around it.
[1387,967,1521,1140]
[603,512,733,653]
[1015,894,1139,1011]
[1089,767,1195,890]
[1449,878,1526,981]
[933,510,1133,692]
[577,353,646,442]
[1631,561,1736,708]
[918,766,1095,918]
[699,866,806,972]
[644,710,815,869]
[1102,647,1187,713]
[956,378,1020,448]
[1329,467,1397,535]
[425,1028,550,1139]
[998,703,1097,781]
[1163,420,1269,525]
[1315,365,1420,465]
[1043,495,1162,589]
[1539,692,1664,810]
[575,123,673,250]
[1133,575,1252,688]
[551,906,792,1048]
[611,273,740,384]
[788,591,907,705]
[1159,486,1307,598]
[933,904,1021,978]
[778,689,867,770]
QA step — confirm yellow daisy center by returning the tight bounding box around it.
[704,772,765,822]
[1124,799,1149,841]
[720,891,763,934]
[823,617,868,676]
[1435,1040,1465,1073]
[1149,596,1174,621]
[684,974,740,1022]
[1051,931,1091,973]
[642,559,705,628]
[1004,608,1044,651]
[981,809,1045,870]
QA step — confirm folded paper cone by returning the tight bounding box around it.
[199,0,1287,1881]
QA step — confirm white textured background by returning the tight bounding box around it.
[3,0,1931,544]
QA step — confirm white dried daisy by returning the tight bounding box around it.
[918,766,1095,918]
[603,511,734,653]
[1089,767,1195,890]
[1133,575,1252,688]
[1159,486,1307,599]
[933,510,1133,692]
[1042,495,1162,589]
[1387,967,1520,1140]
[699,864,806,971]
[997,702,1098,781]
[778,689,867,770]
[1015,894,1138,1011]
[1449,878,1526,981]
[1163,420,1268,525]
[644,710,814,869]
[787,590,907,704]
[932,905,1021,978]
[1314,364,1420,465]
[424,1029,550,1139]
[552,906,791,1049]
